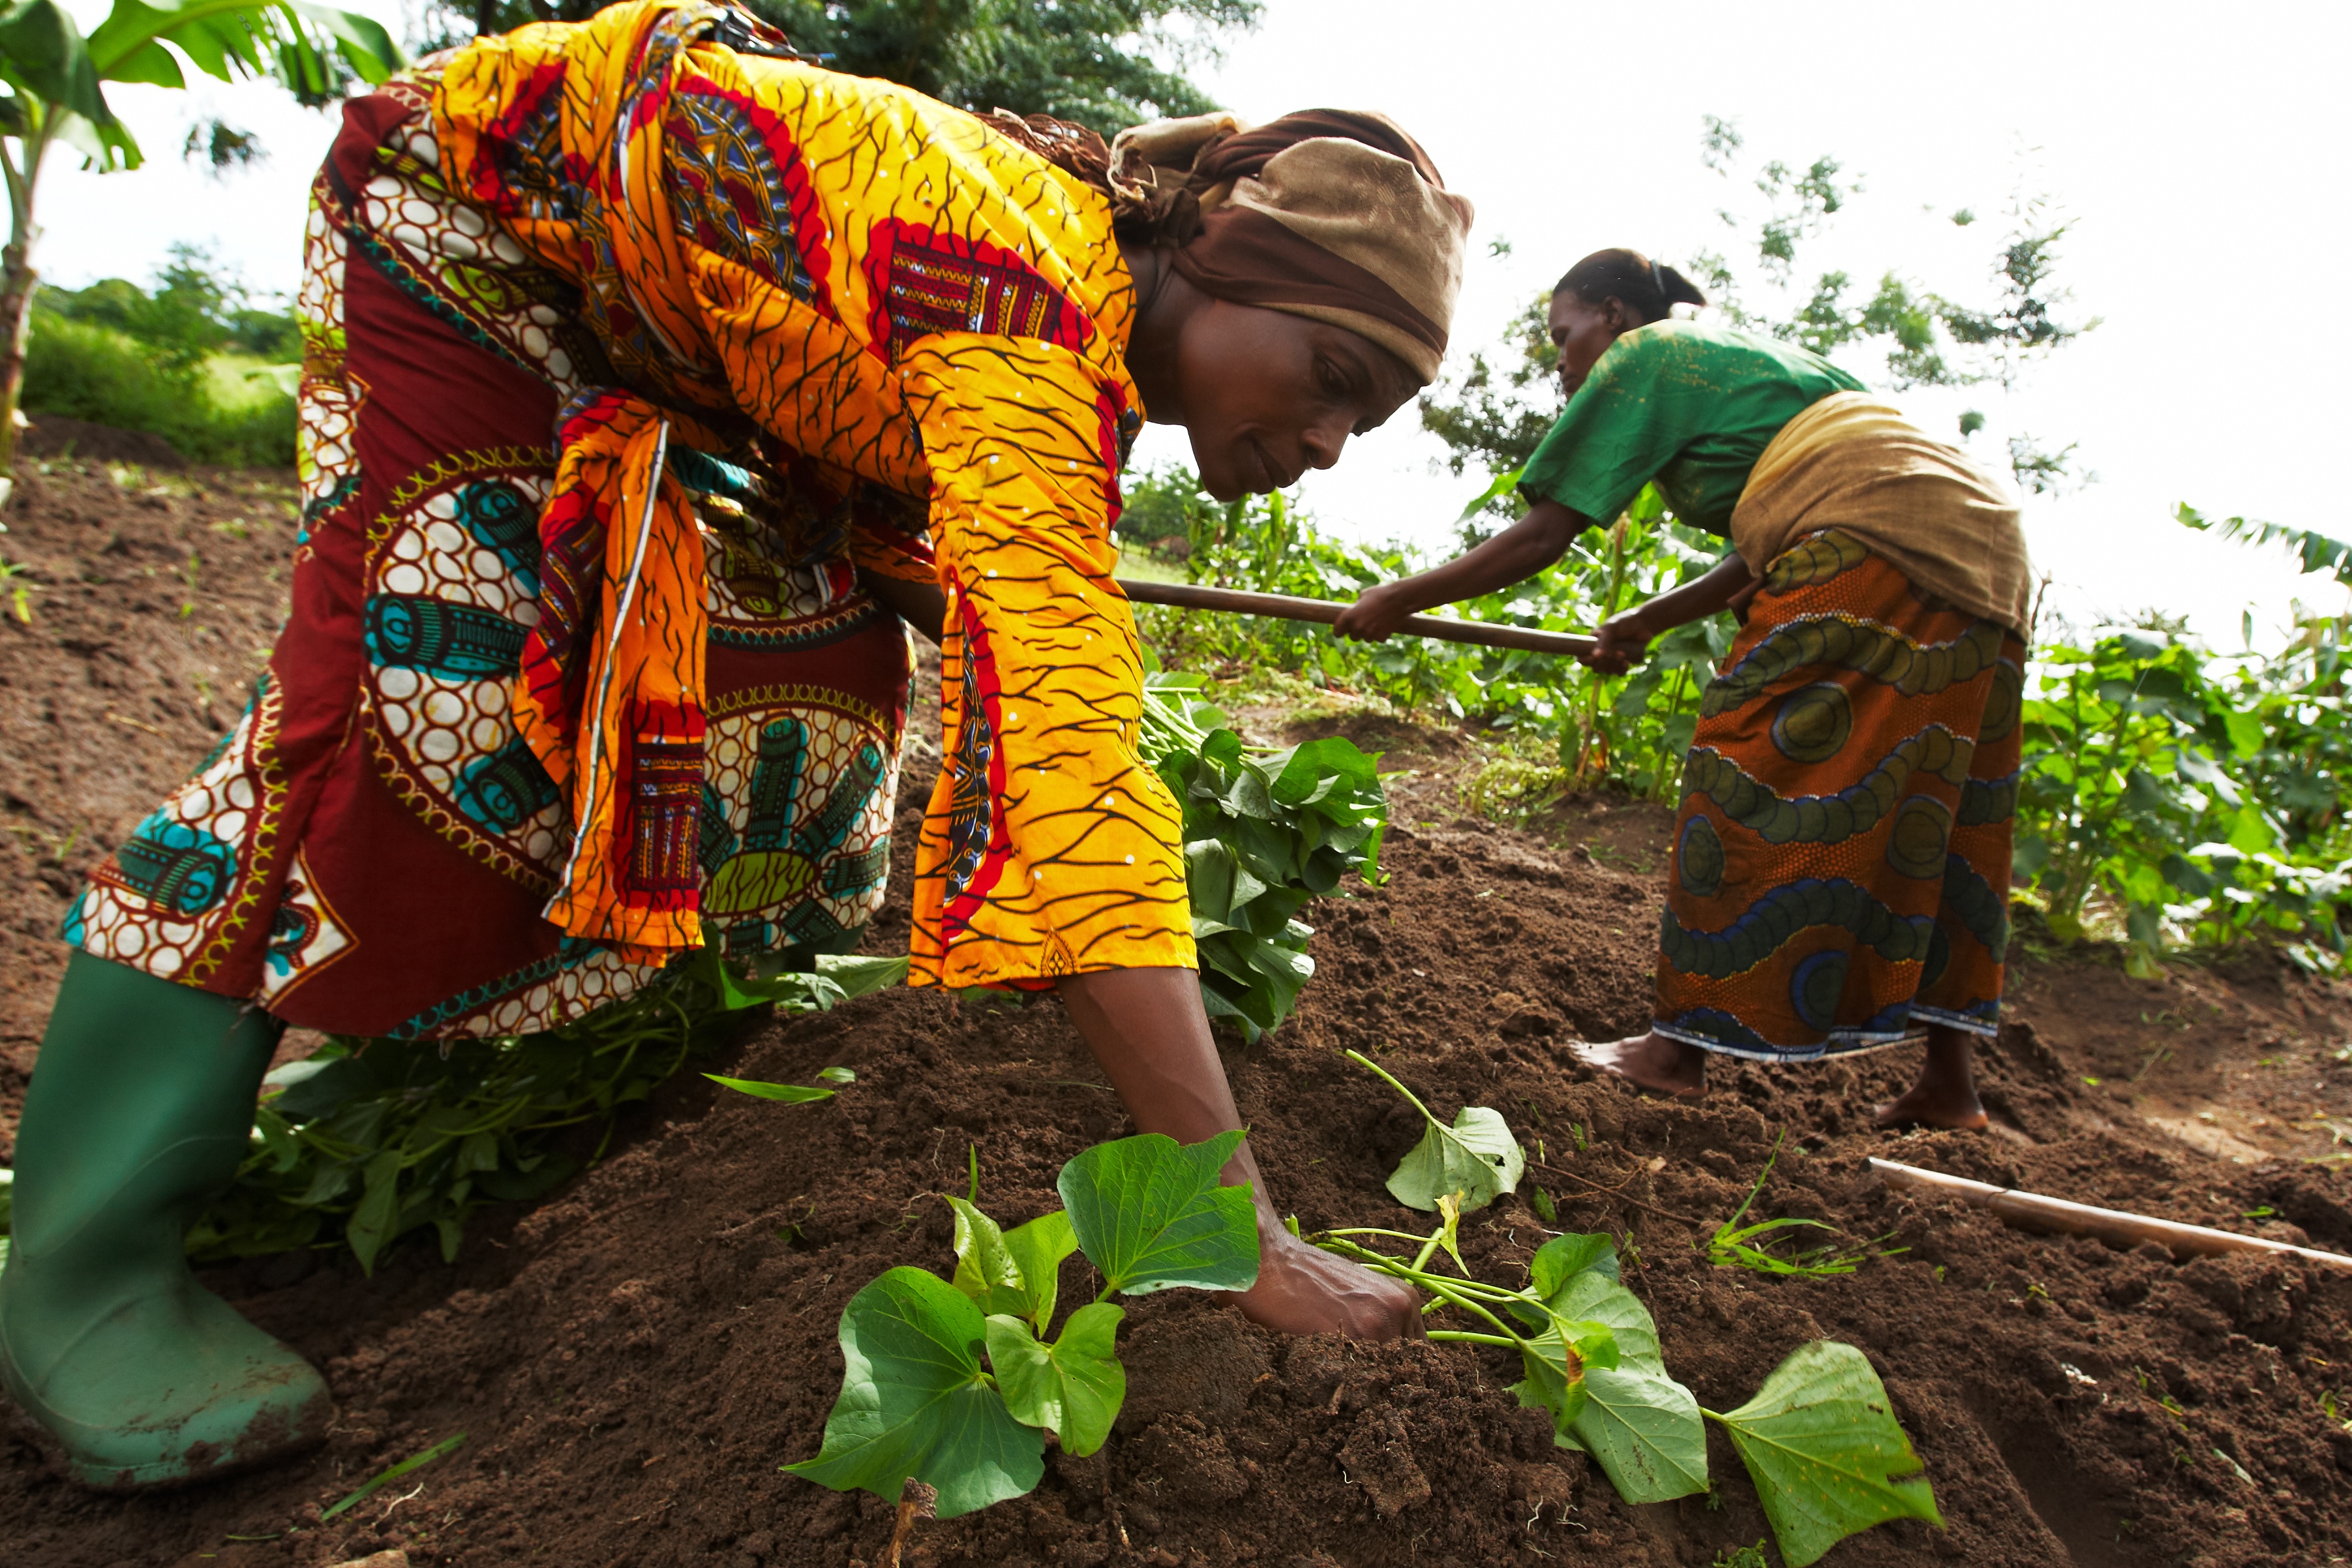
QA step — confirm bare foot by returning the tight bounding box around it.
[1569,1031,1708,1100]
[1873,1026,1989,1130]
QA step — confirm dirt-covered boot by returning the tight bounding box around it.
[0,951,332,1488]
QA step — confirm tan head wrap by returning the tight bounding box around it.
[1106,110,1474,384]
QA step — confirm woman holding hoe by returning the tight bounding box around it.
[1,0,1471,1488]
[1337,248,2031,1130]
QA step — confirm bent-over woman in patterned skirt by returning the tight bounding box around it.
[1339,247,2030,1131]
[0,0,1477,1488]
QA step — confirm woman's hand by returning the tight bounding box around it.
[1236,1222,1424,1338]
[1332,580,1421,642]
[1056,966,1422,1340]
[1332,500,1591,646]
[1580,605,1657,674]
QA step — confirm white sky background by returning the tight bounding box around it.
[33,0,2352,645]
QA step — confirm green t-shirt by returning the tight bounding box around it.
[1517,320,1865,535]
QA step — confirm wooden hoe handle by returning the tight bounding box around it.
[1116,577,1597,659]
[1869,1157,2352,1273]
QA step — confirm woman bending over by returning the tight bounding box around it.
[1,0,1474,1488]
[1338,247,2030,1128]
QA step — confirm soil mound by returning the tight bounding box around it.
[1,470,2348,1567]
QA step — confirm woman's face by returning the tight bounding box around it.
[1548,292,1641,397]
[1170,301,1419,502]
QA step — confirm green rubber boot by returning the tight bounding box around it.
[0,951,333,1488]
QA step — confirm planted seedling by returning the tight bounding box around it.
[785,1132,1260,1518]
[1345,1048,1524,1212]
[1308,1216,1695,1502]
[1708,1135,1903,1278]
[1313,1218,1940,1563]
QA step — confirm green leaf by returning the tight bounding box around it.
[1346,1050,1523,1212]
[1530,1231,1619,1297]
[1267,737,1379,809]
[695,949,822,1012]
[1707,1340,1943,1567]
[2227,805,2276,854]
[815,952,910,998]
[986,1302,1126,1456]
[1455,465,1526,522]
[946,1201,1075,1333]
[1544,1271,1663,1375]
[1386,1103,1524,1213]
[1184,839,1239,918]
[252,1104,303,1173]
[1001,1210,1078,1333]
[0,0,109,124]
[783,1267,1044,1519]
[946,1197,1025,1315]
[346,1147,402,1274]
[1056,1132,1260,1296]
[286,0,403,84]
[818,1066,857,1085]
[1569,1366,1710,1503]
[2220,707,2266,757]
[703,1073,833,1104]
[2160,852,2216,898]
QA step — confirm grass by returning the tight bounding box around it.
[21,314,294,466]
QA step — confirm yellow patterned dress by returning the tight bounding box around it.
[62,0,1192,1036]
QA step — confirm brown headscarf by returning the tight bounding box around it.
[983,106,1475,384]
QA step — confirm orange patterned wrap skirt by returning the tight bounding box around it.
[1655,530,2025,1059]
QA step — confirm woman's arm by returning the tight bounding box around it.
[1332,498,1591,641]
[1580,550,1755,674]
[1057,967,1423,1338]
[860,569,946,644]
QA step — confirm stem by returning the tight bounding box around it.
[0,111,48,479]
[1427,1331,1518,1348]
[1415,1276,1525,1340]
[1342,1048,1438,1126]
[1312,1233,1530,1342]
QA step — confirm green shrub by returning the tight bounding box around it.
[22,310,294,466]
[22,247,299,466]
[22,312,192,435]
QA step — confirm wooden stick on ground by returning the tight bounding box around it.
[1869,1158,2352,1274]
[1116,577,1597,659]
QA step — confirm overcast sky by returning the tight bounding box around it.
[38,0,2351,645]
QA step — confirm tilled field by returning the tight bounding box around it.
[3,453,2349,1568]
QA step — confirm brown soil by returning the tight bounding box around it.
[3,451,2351,1568]
[20,414,191,469]
[0,450,302,1159]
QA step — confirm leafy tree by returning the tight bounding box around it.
[1417,286,1558,487]
[39,241,296,366]
[0,0,404,477]
[427,0,1259,136]
[1420,113,2099,517]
